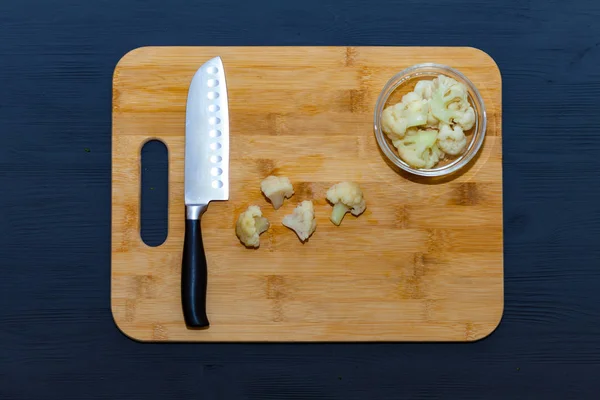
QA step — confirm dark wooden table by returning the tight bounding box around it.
[2,0,600,398]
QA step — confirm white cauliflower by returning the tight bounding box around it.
[401,91,422,104]
[381,106,408,139]
[430,75,469,125]
[394,129,444,169]
[282,200,316,242]
[381,74,477,170]
[437,123,467,156]
[403,99,429,127]
[381,94,429,139]
[455,104,475,131]
[326,182,366,226]
[414,79,434,100]
[445,100,475,131]
[426,106,439,127]
[260,175,294,210]
[448,102,461,111]
[235,205,270,248]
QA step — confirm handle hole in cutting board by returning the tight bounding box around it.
[140,139,169,247]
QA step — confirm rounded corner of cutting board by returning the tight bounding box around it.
[466,301,505,343]
[111,306,150,343]
[462,46,503,85]
[112,46,163,98]
[114,46,155,70]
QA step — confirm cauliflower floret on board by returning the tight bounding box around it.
[235,205,270,248]
[437,123,467,156]
[394,129,444,169]
[326,182,366,226]
[260,175,294,210]
[282,200,316,242]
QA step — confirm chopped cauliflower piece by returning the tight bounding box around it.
[326,182,366,226]
[282,200,316,242]
[381,95,429,139]
[235,205,270,248]
[381,106,408,139]
[437,123,467,156]
[448,102,461,111]
[430,75,472,125]
[403,99,429,128]
[394,129,444,169]
[414,79,434,100]
[426,105,439,127]
[455,104,475,131]
[401,91,422,104]
[260,175,294,210]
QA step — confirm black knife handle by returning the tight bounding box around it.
[181,212,209,328]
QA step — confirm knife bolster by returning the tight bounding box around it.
[186,204,208,220]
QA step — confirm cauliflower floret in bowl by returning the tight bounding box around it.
[374,63,487,178]
[437,123,468,156]
[394,129,445,169]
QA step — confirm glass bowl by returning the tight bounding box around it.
[373,63,487,178]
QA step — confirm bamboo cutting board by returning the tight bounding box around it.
[111,46,503,342]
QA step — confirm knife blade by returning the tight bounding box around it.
[181,56,229,328]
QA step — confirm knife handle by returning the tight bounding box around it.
[181,205,210,328]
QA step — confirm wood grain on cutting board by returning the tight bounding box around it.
[111,46,503,342]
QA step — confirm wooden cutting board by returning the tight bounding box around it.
[111,46,503,342]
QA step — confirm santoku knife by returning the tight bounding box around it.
[182,57,229,328]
